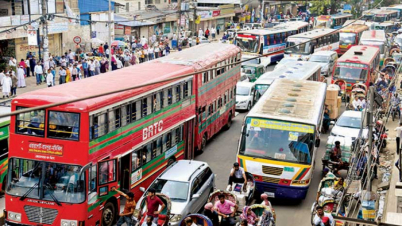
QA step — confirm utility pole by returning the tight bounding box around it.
[367,86,375,192]
[193,3,197,37]
[108,0,112,70]
[42,0,49,70]
[177,0,181,48]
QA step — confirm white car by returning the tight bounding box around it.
[308,51,338,77]
[236,82,255,111]
[274,58,299,70]
[330,110,368,141]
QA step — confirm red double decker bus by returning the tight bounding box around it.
[5,43,241,226]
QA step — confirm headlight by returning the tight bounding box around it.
[240,100,247,104]
[61,220,78,226]
[330,132,336,136]
[8,211,21,222]
[170,214,183,223]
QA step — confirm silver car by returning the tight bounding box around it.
[137,160,215,225]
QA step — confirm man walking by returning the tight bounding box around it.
[211,27,216,39]
[396,122,402,155]
[34,61,43,85]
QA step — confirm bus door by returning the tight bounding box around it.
[97,158,119,223]
[119,153,131,191]
[87,163,101,226]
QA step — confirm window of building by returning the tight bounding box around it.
[98,159,116,185]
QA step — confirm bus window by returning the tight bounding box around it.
[142,98,148,117]
[203,72,208,83]
[160,91,165,109]
[91,113,107,139]
[183,82,189,99]
[132,150,141,171]
[154,93,161,112]
[130,102,136,122]
[114,108,121,129]
[123,104,130,126]
[171,129,177,146]
[48,111,80,141]
[136,100,142,120]
[269,34,275,45]
[156,137,162,156]
[275,34,281,44]
[16,108,45,137]
[151,140,157,159]
[99,159,116,185]
[89,164,97,192]
[167,88,173,105]
[176,85,181,102]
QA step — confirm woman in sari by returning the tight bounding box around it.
[240,206,258,226]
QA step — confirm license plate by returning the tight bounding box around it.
[266,192,275,198]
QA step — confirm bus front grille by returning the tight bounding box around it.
[262,165,283,176]
[262,176,280,184]
[24,205,58,225]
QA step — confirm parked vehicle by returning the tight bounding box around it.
[137,160,215,226]
[236,82,256,111]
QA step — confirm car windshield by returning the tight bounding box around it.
[236,36,260,53]
[7,158,85,204]
[149,179,189,201]
[333,65,368,83]
[336,115,362,129]
[309,55,330,63]
[340,33,356,45]
[239,118,314,164]
[236,85,251,96]
[285,40,309,54]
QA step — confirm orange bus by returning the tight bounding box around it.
[338,24,369,55]
[332,45,380,90]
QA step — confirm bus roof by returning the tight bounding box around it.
[256,61,322,85]
[331,13,353,19]
[360,30,386,42]
[273,21,309,30]
[14,43,240,111]
[343,20,366,26]
[237,26,294,36]
[338,45,380,64]
[374,10,398,15]
[340,24,368,33]
[288,28,336,39]
[363,9,381,15]
[248,79,326,126]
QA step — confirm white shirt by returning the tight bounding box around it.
[230,167,245,179]
[106,49,110,55]
[34,65,43,74]
[173,34,177,40]
[395,126,402,138]
[46,73,53,85]
[117,59,123,69]
[69,52,75,60]
[61,58,67,67]
[148,48,154,54]
[89,62,95,71]
[352,99,361,109]
[8,59,16,67]
[141,37,148,45]
[211,28,216,34]
[198,29,204,37]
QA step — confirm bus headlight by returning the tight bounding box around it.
[292,179,310,185]
[8,211,21,222]
[61,219,78,226]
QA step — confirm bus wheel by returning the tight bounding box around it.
[201,133,207,151]
[102,202,116,226]
[224,112,232,130]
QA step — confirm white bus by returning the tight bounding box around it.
[383,5,402,19]
[254,61,323,102]
[236,25,308,68]
[359,30,388,66]
[284,29,340,60]
[236,79,326,200]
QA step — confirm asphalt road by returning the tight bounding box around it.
[195,65,332,226]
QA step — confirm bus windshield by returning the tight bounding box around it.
[340,33,356,45]
[334,63,369,82]
[285,39,309,54]
[236,36,260,53]
[7,158,85,204]
[374,16,386,23]
[239,118,314,164]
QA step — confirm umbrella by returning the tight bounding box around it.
[111,40,126,47]
[90,38,105,45]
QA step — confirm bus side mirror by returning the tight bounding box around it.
[315,138,320,148]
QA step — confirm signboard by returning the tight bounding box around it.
[213,10,221,17]
[124,26,131,35]
[263,43,286,55]
[337,62,367,68]
[165,145,178,159]
[250,118,314,133]
[28,142,64,156]
[27,29,38,46]
[48,22,69,34]
[164,22,171,34]
[73,36,81,44]
[131,168,142,184]
[197,11,213,19]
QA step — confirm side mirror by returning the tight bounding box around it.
[315,138,321,148]
[330,121,335,125]
[139,187,145,192]
[192,194,201,199]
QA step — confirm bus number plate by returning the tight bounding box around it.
[242,38,249,42]
[266,192,275,198]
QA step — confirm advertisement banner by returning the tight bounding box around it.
[197,11,212,19]
[213,10,221,17]
[28,142,64,156]
[27,29,38,46]
[124,26,131,35]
